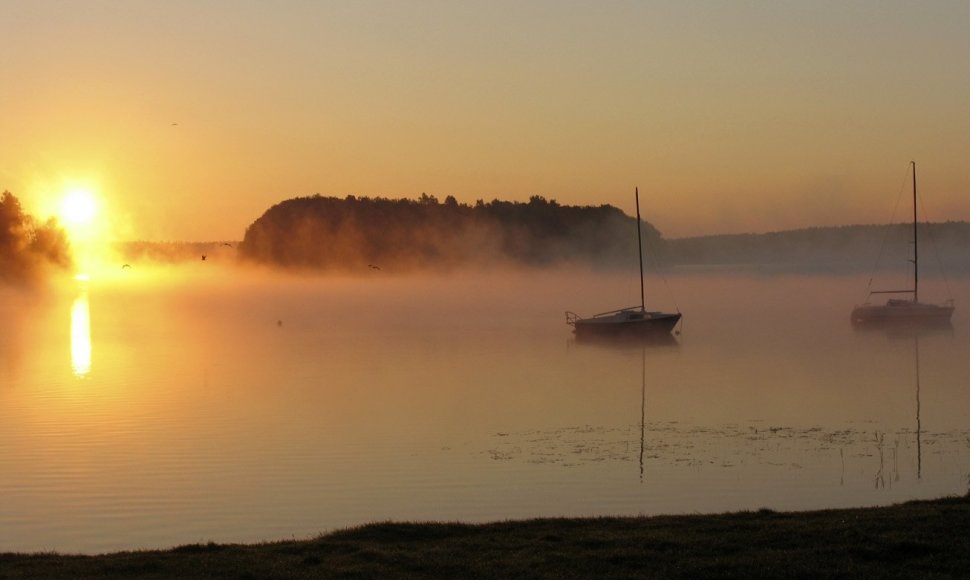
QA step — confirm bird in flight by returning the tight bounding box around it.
[121,264,132,270]
[368,264,381,270]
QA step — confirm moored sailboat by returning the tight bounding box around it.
[566,188,681,339]
[851,162,954,326]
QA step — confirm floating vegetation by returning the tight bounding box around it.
[481,421,970,483]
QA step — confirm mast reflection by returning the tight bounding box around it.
[914,336,921,479]
[70,289,92,377]
[639,347,645,482]
[569,331,679,350]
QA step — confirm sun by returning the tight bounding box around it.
[58,187,105,245]
[61,189,98,226]
[57,186,109,273]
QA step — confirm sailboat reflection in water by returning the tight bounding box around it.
[913,336,923,480]
[638,347,646,483]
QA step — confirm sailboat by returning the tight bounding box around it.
[850,162,955,326]
[566,188,681,338]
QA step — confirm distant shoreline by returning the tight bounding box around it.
[108,216,970,275]
[4,494,969,578]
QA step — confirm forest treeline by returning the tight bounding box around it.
[0,191,71,284]
[237,194,658,271]
[9,185,970,277]
[664,222,970,273]
[237,193,970,274]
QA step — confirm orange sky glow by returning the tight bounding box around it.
[2,1,969,241]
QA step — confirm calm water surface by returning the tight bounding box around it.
[1,267,968,553]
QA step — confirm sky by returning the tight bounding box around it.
[2,0,969,241]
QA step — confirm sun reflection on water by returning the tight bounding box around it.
[70,288,92,377]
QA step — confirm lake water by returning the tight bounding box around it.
[2,266,969,554]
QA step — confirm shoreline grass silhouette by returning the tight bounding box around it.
[2,494,969,578]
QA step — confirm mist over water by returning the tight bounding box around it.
[1,265,969,553]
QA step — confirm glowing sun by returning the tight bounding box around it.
[61,189,98,225]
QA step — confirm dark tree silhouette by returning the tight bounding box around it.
[236,192,970,274]
[0,190,72,284]
[237,195,663,272]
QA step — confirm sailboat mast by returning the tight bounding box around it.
[635,187,645,312]
[912,161,918,303]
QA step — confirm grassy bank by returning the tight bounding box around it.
[3,495,969,579]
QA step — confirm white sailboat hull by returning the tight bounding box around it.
[851,299,954,326]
